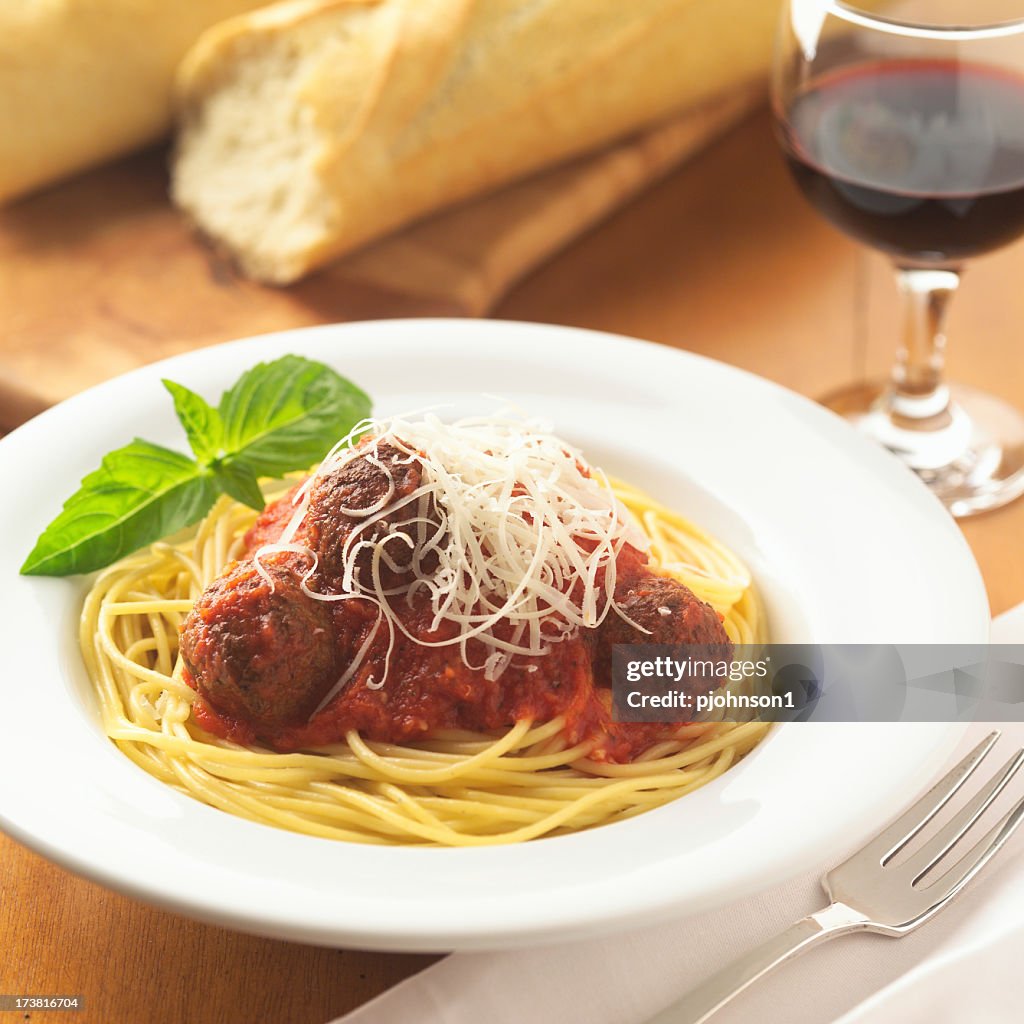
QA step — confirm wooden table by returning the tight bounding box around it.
[2,108,1022,1024]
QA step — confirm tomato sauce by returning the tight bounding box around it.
[183,478,725,763]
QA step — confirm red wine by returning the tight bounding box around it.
[780,60,1024,262]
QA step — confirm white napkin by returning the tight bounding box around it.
[335,607,1024,1024]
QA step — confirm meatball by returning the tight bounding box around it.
[590,573,731,683]
[608,575,729,646]
[305,440,426,584]
[179,555,338,730]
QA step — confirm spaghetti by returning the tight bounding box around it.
[81,471,769,847]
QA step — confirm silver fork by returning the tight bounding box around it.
[647,731,1024,1024]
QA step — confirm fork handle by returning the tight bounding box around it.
[645,901,870,1024]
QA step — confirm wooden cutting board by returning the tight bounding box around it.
[0,86,761,430]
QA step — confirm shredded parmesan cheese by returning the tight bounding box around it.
[255,413,650,713]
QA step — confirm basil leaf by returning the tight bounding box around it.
[218,355,370,476]
[20,440,217,576]
[163,379,223,464]
[213,459,266,512]
[22,355,372,576]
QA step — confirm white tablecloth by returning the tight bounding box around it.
[335,605,1024,1024]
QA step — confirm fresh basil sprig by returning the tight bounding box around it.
[21,356,370,576]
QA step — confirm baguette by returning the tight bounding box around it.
[172,0,777,284]
[0,0,274,203]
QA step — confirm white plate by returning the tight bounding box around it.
[0,320,988,951]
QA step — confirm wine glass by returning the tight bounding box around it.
[773,0,1024,516]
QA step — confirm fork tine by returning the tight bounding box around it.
[918,793,1024,906]
[860,731,1000,865]
[902,749,1024,883]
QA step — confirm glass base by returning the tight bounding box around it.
[820,380,1024,517]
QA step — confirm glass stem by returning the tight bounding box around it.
[888,265,961,427]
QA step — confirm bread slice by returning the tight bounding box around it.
[172,0,777,284]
